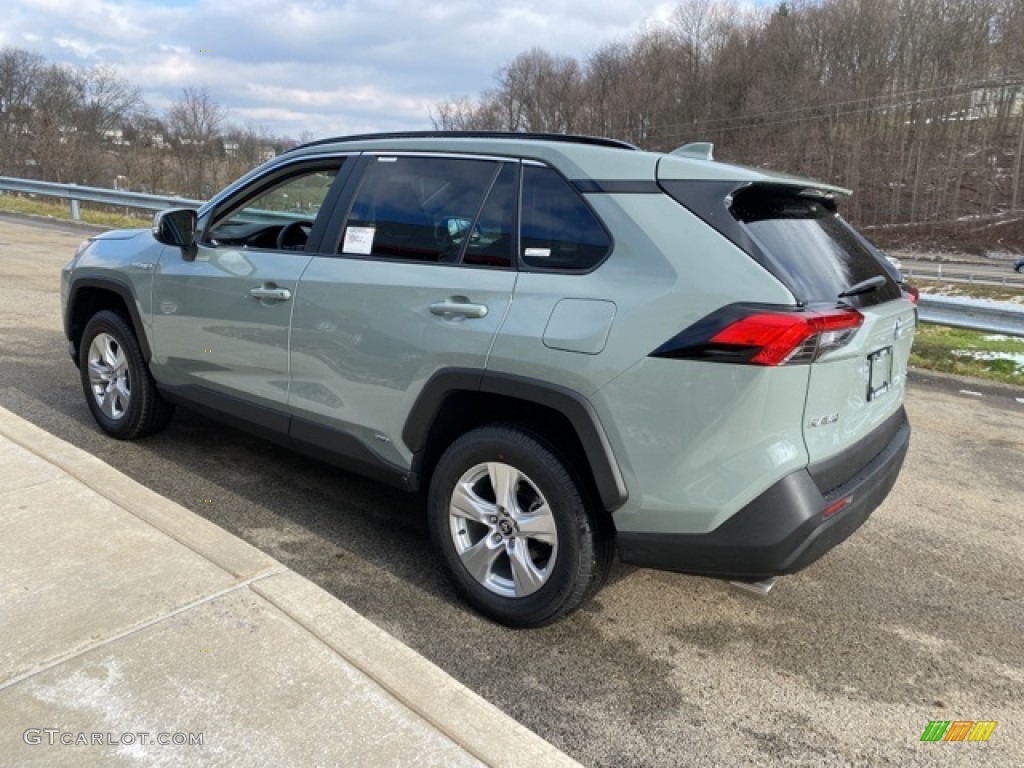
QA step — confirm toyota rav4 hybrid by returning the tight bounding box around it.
[61,132,916,627]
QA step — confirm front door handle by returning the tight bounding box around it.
[250,285,292,302]
[429,299,488,319]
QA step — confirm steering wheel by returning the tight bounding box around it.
[277,220,314,250]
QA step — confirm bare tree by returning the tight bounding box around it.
[25,63,85,183]
[431,0,1024,252]
[222,122,277,181]
[430,97,493,130]
[0,48,44,176]
[166,87,227,198]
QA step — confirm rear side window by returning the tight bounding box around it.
[340,155,503,263]
[730,187,901,306]
[521,165,611,271]
[461,163,516,268]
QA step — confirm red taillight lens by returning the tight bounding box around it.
[822,496,852,519]
[650,303,865,366]
[709,308,863,366]
[902,285,919,304]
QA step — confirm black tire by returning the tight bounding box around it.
[79,310,174,440]
[427,424,612,628]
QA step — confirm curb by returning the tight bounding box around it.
[0,407,277,580]
[0,406,581,768]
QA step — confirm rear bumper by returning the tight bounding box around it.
[617,407,910,579]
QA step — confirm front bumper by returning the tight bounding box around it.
[617,407,910,579]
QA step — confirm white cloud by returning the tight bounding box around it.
[4,0,683,137]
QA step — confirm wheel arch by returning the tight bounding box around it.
[404,369,628,513]
[67,277,151,365]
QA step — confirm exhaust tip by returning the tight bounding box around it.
[728,577,778,598]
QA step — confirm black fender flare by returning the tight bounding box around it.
[403,369,628,511]
[67,276,153,362]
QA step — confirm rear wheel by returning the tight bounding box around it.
[428,424,612,627]
[79,310,174,439]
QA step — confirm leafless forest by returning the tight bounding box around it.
[0,49,295,201]
[434,0,1024,254]
[2,0,1023,253]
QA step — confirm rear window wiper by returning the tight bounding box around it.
[838,275,886,299]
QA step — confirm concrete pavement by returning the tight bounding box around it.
[0,405,580,767]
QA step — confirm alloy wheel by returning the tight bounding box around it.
[448,461,559,598]
[87,332,131,421]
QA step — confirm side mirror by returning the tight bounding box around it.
[153,208,198,259]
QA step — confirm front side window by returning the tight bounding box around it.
[205,164,340,251]
[520,165,611,271]
[339,155,511,266]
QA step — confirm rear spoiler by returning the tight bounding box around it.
[657,150,853,198]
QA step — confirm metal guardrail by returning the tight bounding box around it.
[904,263,1024,288]
[0,176,200,220]
[918,294,1024,336]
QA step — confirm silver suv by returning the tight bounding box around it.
[62,132,915,627]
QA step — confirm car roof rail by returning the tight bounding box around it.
[287,131,640,153]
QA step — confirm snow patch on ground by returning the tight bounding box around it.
[982,334,1024,343]
[919,287,1024,304]
[951,349,1024,374]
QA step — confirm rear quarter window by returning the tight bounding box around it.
[521,165,611,271]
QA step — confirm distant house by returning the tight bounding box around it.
[139,130,166,149]
[102,128,128,146]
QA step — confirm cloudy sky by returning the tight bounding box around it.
[4,0,686,139]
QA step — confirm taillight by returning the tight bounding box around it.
[822,496,852,519]
[902,284,919,304]
[651,304,863,366]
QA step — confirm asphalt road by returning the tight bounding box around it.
[897,257,1024,288]
[898,257,1019,273]
[2,214,1023,767]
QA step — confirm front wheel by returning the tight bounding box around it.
[428,425,612,627]
[79,310,174,440]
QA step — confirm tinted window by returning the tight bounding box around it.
[340,156,501,263]
[206,164,340,250]
[461,163,516,268]
[521,166,610,271]
[731,187,901,306]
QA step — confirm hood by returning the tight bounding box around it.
[91,228,149,241]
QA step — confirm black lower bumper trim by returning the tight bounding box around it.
[617,407,910,579]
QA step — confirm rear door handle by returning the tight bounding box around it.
[429,299,488,319]
[250,286,292,302]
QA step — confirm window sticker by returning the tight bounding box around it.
[524,247,551,259]
[343,226,375,255]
